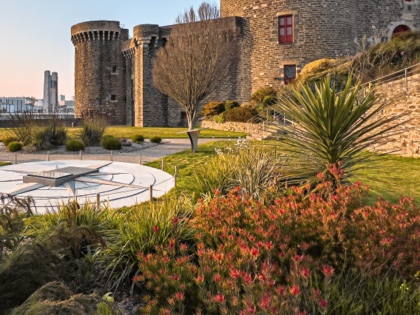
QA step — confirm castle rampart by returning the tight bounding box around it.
[72,1,420,127]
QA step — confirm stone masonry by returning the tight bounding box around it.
[71,1,420,127]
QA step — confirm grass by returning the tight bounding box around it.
[0,127,246,142]
[0,162,11,166]
[146,140,420,205]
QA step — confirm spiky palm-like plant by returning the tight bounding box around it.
[272,76,407,185]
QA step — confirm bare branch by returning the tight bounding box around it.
[175,1,220,24]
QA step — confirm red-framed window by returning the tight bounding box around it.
[181,112,187,119]
[279,15,294,44]
[284,65,296,84]
[111,94,117,101]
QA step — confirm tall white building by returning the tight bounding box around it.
[43,71,58,113]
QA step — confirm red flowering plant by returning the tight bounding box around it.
[134,164,420,314]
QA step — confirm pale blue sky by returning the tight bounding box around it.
[0,0,205,99]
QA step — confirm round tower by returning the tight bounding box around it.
[220,0,358,93]
[71,21,129,125]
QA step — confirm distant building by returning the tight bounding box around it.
[0,97,36,113]
[58,95,75,108]
[43,71,58,113]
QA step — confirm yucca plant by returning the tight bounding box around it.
[272,76,407,185]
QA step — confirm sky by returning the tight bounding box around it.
[0,0,205,100]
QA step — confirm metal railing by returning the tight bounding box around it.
[246,62,420,138]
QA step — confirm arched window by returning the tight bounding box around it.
[393,25,411,35]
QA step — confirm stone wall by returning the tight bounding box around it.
[201,120,258,134]
[368,74,420,157]
[220,0,420,97]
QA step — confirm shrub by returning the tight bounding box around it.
[272,76,403,186]
[224,100,240,111]
[3,136,17,146]
[240,102,254,108]
[134,169,420,314]
[150,136,162,144]
[224,107,258,122]
[131,135,145,144]
[201,101,225,116]
[8,142,22,152]
[66,140,85,152]
[79,116,108,147]
[214,112,226,123]
[251,86,277,105]
[262,95,277,107]
[102,136,121,150]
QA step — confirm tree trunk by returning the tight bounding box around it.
[187,112,195,131]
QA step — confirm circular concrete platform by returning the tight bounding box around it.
[0,160,175,213]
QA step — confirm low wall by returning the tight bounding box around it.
[201,120,259,134]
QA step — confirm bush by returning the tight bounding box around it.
[134,169,420,314]
[102,136,121,150]
[224,107,258,122]
[79,117,107,147]
[150,136,162,144]
[262,95,277,107]
[240,102,254,108]
[3,137,17,146]
[224,100,240,111]
[214,112,226,123]
[66,140,85,152]
[251,86,277,105]
[8,142,22,152]
[131,135,145,144]
[201,101,225,116]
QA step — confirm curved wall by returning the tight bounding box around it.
[71,21,129,125]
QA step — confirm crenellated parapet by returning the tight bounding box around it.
[71,21,127,45]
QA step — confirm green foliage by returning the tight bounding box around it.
[131,134,145,144]
[201,101,225,116]
[273,76,405,185]
[224,107,258,122]
[191,140,287,198]
[102,136,122,150]
[9,282,100,315]
[251,86,277,105]
[262,95,277,107]
[150,136,162,144]
[66,139,85,152]
[214,112,226,123]
[224,100,240,111]
[78,116,108,147]
[7,113,68,151]
[98,196,194,291]
[3,136,17,146]
[95,293,120,315]
[8,142,22,152]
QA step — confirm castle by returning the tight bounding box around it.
[71,0,420,127]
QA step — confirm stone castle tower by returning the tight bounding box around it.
[71,0,420,127]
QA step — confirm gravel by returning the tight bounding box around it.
[0,141,157,155]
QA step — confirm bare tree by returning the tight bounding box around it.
[153,3,237,130]
[175,1,220,24]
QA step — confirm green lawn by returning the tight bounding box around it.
[146,140,420,205]
[0,127,246,142]
[0,162,11,166]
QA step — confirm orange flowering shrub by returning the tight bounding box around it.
[134,167,420,314]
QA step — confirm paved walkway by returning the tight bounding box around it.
[0,138,224,164]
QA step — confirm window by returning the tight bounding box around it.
[111,94,117,101]
[284,65,296,84]
[279,15,293,44]
[181,112,187,120]
[112,66,117,73]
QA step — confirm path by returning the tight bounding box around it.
[0,138,225,164]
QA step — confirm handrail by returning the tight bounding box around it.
[360,62,420,87]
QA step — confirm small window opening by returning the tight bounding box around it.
[111,94,117,101]
[284,65,296,85]
[112,66,117,73]
[181,112,187,119]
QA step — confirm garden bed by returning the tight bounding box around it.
[0,140,158,154]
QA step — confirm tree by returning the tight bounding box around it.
[152,2,237,130]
